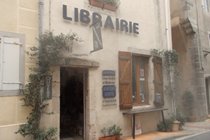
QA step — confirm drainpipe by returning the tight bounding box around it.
[38,0,44,73]
[39,0,44,35]
[164,0,172,51]
[164,0,176,117]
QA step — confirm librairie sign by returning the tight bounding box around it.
[63,5,139,34]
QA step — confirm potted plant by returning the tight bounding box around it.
[157,119,173,132]
[99,125,122,140]
[171,120,181,132]
[157,113,186,132]
[89,0,120,11]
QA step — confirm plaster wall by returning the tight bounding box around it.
[42,0,169,139]
[0,0,38,139]
[170,0,208,121]
[200,1,210,115]
[202,7,210,76]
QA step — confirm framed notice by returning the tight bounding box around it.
[103,85,116,98]
[102,70,116,107]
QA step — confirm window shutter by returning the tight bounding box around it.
[153,57,164,107]
[202,0,210,12]
[119,51,132,110]
[2,37,21,90]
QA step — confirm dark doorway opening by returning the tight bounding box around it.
[60,67,85,140]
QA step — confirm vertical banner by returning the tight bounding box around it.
[91,21,103,53]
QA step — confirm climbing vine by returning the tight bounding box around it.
[151,49,178,70]
[151,49,179,117]
[16,32,79,140]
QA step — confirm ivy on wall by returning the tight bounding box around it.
[151,49,179,117]
[151,49,178,70]
[16,32,79,140]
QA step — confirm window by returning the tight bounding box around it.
[132,56,149,105]
[119,51,163,110]
[0,34,24,93]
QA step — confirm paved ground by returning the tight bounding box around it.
[175,131,210,140]
[123,119,210,140]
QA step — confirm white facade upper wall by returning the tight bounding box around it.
[43,0,168,55]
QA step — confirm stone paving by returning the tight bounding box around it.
[123,119,210,140]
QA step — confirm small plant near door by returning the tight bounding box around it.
[99,125,122,140]
[157,118,173,132]
[170,112,186,131]
[16,32,79,140]
[157,112,186,132]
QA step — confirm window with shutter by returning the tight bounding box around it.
[119,51,164,109]
[119,51,132,110]
[153,57,164,107]
[0,36,23,91]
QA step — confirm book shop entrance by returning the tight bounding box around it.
[60,67,87,140]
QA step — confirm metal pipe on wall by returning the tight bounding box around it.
[39,0,44,35]
[164,0,173,51]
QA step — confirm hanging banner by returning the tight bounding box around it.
[91,20,103,52]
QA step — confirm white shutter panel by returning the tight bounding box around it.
[2,37,21,90]
[202,0,207,10]
[203,0,210,12]
[0,38,2,89]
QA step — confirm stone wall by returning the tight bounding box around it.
[170,0,209,121]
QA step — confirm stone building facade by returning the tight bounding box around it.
[170,0,210,121]
[41,0,171,139]
[0,0,175,140]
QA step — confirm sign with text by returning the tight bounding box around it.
[103,85,116,98]
[102,70,116,107]
[63,5,139,34]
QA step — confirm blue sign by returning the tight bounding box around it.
[103,85,116,98]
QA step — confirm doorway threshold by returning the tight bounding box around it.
[61,136,83,140]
